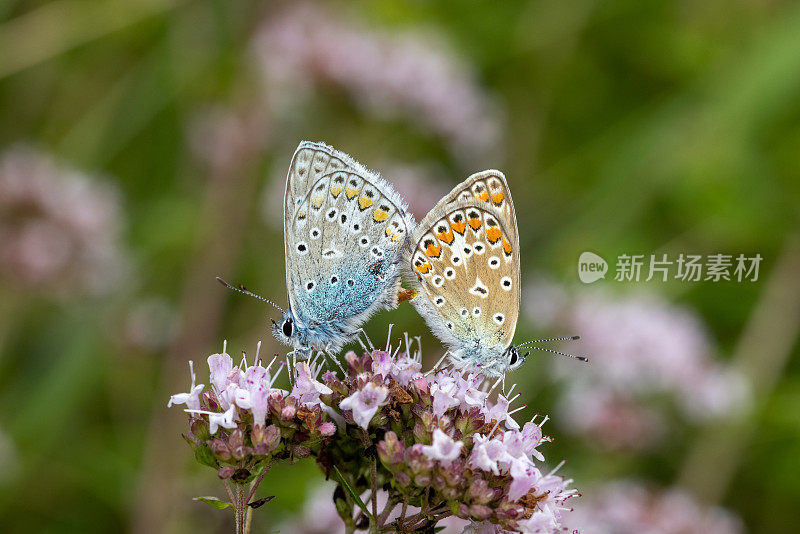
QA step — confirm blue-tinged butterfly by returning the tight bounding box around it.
[405,170,585,377]
[220,141,414,357]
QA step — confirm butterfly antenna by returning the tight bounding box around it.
[517,335,588,362]
[517,335,580,347]
[524,346,588,362]
[216,277,284,313]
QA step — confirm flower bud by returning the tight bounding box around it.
[412,377,429,396]
[190,417,211,441]
[345,351,363,374]
[281,405,297,420]
[209,438,231,461]
[442,486,460,500]
[291,445,311,459]
[414,473,431,486]
[470,504,493,520]
[318,422,336,437]
[377,431,404,465]
[468,478,493,505]
[228,428,244,449]
[217,466,236,479]
[395,471,411,487]
[253,424,281,455]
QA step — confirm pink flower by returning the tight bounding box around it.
[485,395,520,430]
[468,434,507,475]
[391,356,422,386]
[430,379,460,416]
[319,422,336,437]
[420,428,463,464]
[187,404,238,435]
[167,361,205,411]
[208,351,236,394]
[250,386,271,427]
[520,421,545,461]
[371,350,394,378]
[516,509,559,533]
[291,362,333,406]
[339,382,389,429]
[508,459,541,501]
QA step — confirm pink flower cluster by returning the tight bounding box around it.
[169,344,338,483]
[251,3,503,164]
[525,281,750,450]
[169,338,576,532]
[0,145,127,296]
[563,480,744,534]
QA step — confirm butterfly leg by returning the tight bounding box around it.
[325,349,347,375]
[424,351,452,376]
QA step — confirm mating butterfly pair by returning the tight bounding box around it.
[221,142,579,378]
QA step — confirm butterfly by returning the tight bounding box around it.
[255,141,414,357]
[406,171,583,377]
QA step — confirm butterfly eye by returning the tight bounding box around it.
[509,351,518,366]
[282,318,294,338]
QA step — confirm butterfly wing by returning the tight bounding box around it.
[436,170,517,242]
[284,141,412,350]
[407,172,520,369]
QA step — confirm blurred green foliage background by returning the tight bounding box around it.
[0,0,799,532]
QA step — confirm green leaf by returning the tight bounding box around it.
[194,442,218,469]
[193,496,235,510]
[332,465,372,520]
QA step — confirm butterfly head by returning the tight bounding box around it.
[503,345,527,373]
[271,310,299,346]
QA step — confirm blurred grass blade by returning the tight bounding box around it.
[0,0,184,79]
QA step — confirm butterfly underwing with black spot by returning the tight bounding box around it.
[405,170,523,377]
[272,141,415,356]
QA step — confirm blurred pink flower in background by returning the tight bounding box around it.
[525,279,750,450]
[563,480,745,534]
[0,145,128,297]
[122,296,176,351]
[186,105,270,174]
[251,3,504,165]
[276,483,343,534]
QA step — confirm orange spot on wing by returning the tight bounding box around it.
[491,191,505,205]
[358,196,374,210]
[486,227,502,244]
[425,243,442,258]
[373,209,388,222]
[416,263,431,274]
[468,218,482,230]
[476,191,489,201]
[437,228,454,245]
[502,237,513,256]
[450,220,467,234]
[330,186,342,198]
